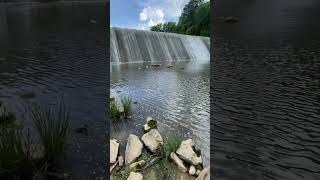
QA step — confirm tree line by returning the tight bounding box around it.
[150,0,210,37]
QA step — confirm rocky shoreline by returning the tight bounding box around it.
[110,116,210,180]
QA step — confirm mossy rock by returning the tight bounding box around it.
[143,120,158,133]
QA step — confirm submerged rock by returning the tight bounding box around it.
[196,166,210,180]
[125,134,143,165]
[141,129,163,153]
[189,165,196,176]
[129,160,146,170]
[110,139,119,164]
[127,172,143,180]
[176,139,202,165]
[170,152,187,173]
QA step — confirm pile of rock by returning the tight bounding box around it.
[110,116,210,180]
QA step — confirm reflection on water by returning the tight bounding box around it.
[0,2,108,179]
[111,60,210,166]
[213,0,320,179]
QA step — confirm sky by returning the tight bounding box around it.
[110,0,197,30]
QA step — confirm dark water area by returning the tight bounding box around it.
[212,0,320,179]
[0,1,108,179]
[111,61,210,166]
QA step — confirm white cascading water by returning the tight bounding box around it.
[111,27,210,63]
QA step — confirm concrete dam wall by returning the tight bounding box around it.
[111,27,210,63]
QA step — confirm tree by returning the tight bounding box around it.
[150,24,163,32]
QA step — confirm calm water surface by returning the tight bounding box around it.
[111,60,210,166]
[0,2,108,179]
[212,0,320,179]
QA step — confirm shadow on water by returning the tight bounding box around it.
[0,1,108,179]
[212,0,320,179]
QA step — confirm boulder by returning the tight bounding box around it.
[141,129,163,153]
[129,160,145,170]
[176,139,202,165]
[127,172,143,180]
[110,139,119,163]
[118,156,124,167]
[189,165,196,176]
[170,152,187,173]
[196,166,210,180]
[143,116,157,133]
[125,134,143,165]
[196,169,201,176]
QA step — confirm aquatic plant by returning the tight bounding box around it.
[31,101,69,163]
[110,100,121,119]
[164,135,183,154]
[120,96,132,116]
[0,127,34,178]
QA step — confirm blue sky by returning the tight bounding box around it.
[110,0,193,30]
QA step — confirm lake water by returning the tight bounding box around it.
[212,0,320,179]
[0,1,108,179]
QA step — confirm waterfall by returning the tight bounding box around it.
[110,27,210,63]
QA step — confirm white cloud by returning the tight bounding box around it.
[139,6,165,28]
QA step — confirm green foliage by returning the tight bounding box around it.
[31,102,69,163]
[110,100,121,119]
[0,127,34,178]
[111,168,130,180]
[150,0,209,37]
[164,135,182,153]
[120,96,132,116]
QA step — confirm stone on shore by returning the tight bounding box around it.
[141,129,163,153]
[127,172,143,180]
[176,139,202,165]
[110,139,119,164]
[118,156,124,167]
[125,134,143,165]
[129,160,146,170]
[143,116,157,133]
[196,166,210,180]
[170,152,187,173]
[189,165,196,176]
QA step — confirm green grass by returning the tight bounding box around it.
[0,127,34,178]
[120,96,131,116]
[31,101,69,163]
[111,167,130,180]
[164,135,183,154]
[110,100,121,119]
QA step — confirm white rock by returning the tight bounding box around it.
[176,139,202,165]
[118,156,124,167]
[129,160,145,170]
[170,152,187,173]
[196,166,210,180]
[189,165,196,176]
[125,134,143,165]
[143,116,157,132]
[110,139,119,163]
[141,129,163,153]
[196,169,201,176]
[127,172,143,180]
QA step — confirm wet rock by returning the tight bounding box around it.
[143,116,157,133]
[170,152,187,173]
[196,169,201,176]
[129,160,145,170]
[125,134,143,165]
[110,139,119,163]
[176,139,202,165]
[127,172,143,180]
[74,124,88,136]
[224,17,238,23]
[189,165,196,176]
[196,166,210,180]
[141,129,163,153]
[118,156,124,167]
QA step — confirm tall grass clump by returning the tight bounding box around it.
[0,127,34,178]
[110,100,121,119]
[120,96,131,116]
[31,101,69,163]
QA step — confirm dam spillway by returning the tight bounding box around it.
[111,27,210,63]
